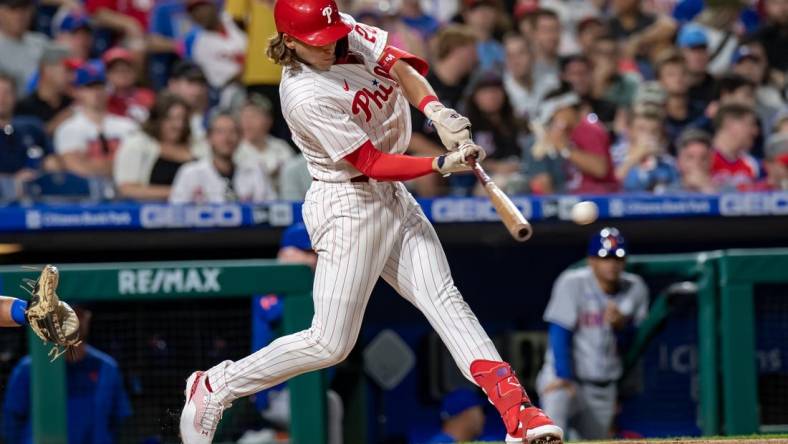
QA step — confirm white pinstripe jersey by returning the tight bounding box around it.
[280,15,413,182]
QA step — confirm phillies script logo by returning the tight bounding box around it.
[352,76,394,122]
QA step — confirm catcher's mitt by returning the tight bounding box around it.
[23,265,81,361]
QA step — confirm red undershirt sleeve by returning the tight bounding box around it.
[344,140,434,181]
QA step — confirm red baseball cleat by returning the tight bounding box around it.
[506,404,564,443]
[470,360,563,444]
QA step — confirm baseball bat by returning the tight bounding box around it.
[469,158,533,242]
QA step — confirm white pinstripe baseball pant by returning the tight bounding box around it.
[206,180,501,400]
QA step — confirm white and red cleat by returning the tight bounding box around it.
[179,371,231,444]
[470,360,563,444]
[506,405,564,443]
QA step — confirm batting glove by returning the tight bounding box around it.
[433,143,486,176]
[423,102,472,151]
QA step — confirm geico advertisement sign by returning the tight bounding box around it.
[118,268,221,294]
[430,198,532,222]
[140,204,242,228]
[719,192,788,216]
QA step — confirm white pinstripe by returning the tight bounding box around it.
[203,18,500,404]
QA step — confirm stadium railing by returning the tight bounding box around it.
[623,249,788,437]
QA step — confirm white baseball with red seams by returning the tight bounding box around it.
[180,12,562,444]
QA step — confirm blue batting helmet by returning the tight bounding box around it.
[588,227,627,259]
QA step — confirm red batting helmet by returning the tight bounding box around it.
[274,0,353,46]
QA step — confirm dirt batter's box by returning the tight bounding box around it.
[0,260,325,444]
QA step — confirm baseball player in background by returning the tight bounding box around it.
[536,228,649,440]
[179,0,563,443]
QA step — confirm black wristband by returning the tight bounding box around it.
[436,155,446,170]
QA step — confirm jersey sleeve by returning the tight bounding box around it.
[543,271,580,330]
[343,13,387,65]
[288,102,369,162]
[343,13,428,76]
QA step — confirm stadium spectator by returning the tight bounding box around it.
[614,105,679,193]
[461,70,525,193]
[674,128,716,193]
[560,54,617,126]
[710,103,761,190]
[608,0,677,62]
[0,73,56,181]
[399,0,442,39]
[14,43,74,134]
[170,111,274,204]
[234,94,293,191]
[522,86,617,194]
[502,32,556,121]
[409,24,477,196]
[538,0,601,55]
[147,0,195,90]
[114,93,196,201]
[187,0,247,100]
[2,305,133,444]
[729,41,786,124]
[167,60,211,147]
[354,0,427,60]
[512,0,539,39]
[655,50,705,146]
[536,227,649,440]
[744,133,788,191]
[460,0,505,70]
[0,0,48,96]
[576,15,605,55]
[589,33,640,109]
[752,0,788,72]
[756,134,788,191]
[427,389,486,443]
[54,61,137,178]
[773,108,788,136]
[688,73,756,141]
[51,10,93,61]
[672,128,715,193]
[278,154,311,201]
[530,9,562,82]
[225,0,285,138]
[103,47,154,123]
[84,0,150,51]
[682,2,742,76]
[676,24,716,104]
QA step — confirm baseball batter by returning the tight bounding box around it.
[179,1,563,443]
[536,228,649,439]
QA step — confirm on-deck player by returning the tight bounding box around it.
[180,1,563,442]
[536,228,649,439]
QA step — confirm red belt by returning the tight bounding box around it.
[312,175,370,183]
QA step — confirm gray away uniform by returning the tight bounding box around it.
[536,266,649,439]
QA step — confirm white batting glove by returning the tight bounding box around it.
[433,143,486,175]
[423,102,472,151]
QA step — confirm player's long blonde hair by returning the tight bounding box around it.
[267,33,301,73]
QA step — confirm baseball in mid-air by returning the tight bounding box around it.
[571,201,599,225]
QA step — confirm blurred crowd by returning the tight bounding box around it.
[0,0,787,204]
